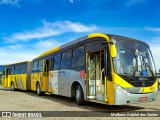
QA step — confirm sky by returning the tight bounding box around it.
[0,0,160,70]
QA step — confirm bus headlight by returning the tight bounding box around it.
[114,84,130,96]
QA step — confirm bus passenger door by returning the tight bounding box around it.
[86,50,105,101]
[4,68,9,87]
[42,60,49,91]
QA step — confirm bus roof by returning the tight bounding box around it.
[36,33,148,59]
[5,60,31,66]
[37,46,60,58]
[36,35,88,58]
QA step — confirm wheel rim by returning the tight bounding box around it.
[76,89,80,102]
[37,84,40,94]
[11,83,14,90]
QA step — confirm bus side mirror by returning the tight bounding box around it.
[111,45,117,58]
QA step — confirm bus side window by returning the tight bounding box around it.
[11,66,15,75]
[20,64,27,74]
[32,61,38,72]
[61,50,71,69]
[53,54,61,70]
[72,46,85,67]
[38,60,42,72]
[8,67,11,75]
[15,65,20,74]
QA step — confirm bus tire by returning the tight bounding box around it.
[11,82,15,91]
[75,85,85,106]
[36,82,42,96]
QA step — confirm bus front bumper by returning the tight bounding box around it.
[114,85,158,105]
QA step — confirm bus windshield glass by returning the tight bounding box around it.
[113,39,156,77]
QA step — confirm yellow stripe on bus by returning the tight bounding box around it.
[37,46,60,58]
[88,33,110,42]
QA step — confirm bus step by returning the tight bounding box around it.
[45,92,51,95]
[87,96,96,99]
[42,90,48,92]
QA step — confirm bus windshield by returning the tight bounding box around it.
[113,39,156,77]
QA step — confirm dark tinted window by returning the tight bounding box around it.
[15,70,20,74]
[61,60,71,68]
[54,54,61,61]
[53,61,60,70]
[72,46,85,67]
[85,40,106,52]
[11,70,15,74]
[11,66,15,70]
[15,65,21,70]
[20,69,26,74]
[21,64,27,69]
[37,60,43,72]
[61,51,71,69]
[39,60,42,66]
[53,54,61,70]
[38,66,42,72]
[32,67,37,72]
[62,51,71,60]
[34,61,38,67]
[32,61,38,72]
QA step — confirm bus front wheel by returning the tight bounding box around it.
[75,85,85,106]
[36,82,42,96]
[11,82,15,91]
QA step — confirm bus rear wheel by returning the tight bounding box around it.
[75,85,85,106]
[11,82,15,91]
[36,82,42,96]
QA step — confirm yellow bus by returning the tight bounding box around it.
[30,33,158,105]
[2,61,31,90]
[2,33,159,105]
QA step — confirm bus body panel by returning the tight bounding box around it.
[31,71,50,92]
[49,69,85,98]
[2,74,27,90]
[31,72,40,91]
[6,74,27,90]
[113,73,134,88]
[114,85,158,105]
[49,70,59,94]
[2,69,8,88]
[42,75,48,91]
[142,79,158,93]
[2,76,5,87]
[107,81,114,105]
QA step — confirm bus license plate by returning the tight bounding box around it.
[139,97,147,102]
